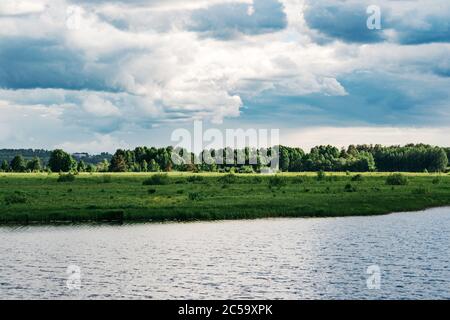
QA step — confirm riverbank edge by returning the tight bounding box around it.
[1,203,449,226]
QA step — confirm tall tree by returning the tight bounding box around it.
[77,160,87,172]
[27,157,42,172]
[110,154,128,172]
[1,160,9,172]
[10,155,27,172]
[48,149,76,172]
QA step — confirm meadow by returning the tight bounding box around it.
[1,172,450,224]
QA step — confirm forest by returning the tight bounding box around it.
[0,144,449,173]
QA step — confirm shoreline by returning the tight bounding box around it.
[1,205,450,227]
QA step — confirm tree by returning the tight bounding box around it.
[110,154,128,172]
[27,157,42,172]
[10,155,26,172]
[77,160,87,172]
[97,159,110,172]
[141,160,148,172]
[1,160,9,172]
[148,159,160,172]
[279,146,290,172]
[48,149,76,172]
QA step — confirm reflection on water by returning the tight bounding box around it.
[1,208,449,299]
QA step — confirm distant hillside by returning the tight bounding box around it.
[0,149,112,165]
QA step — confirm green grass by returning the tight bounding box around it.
[0,172,450,224]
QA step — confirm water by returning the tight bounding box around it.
[0,207,449,300]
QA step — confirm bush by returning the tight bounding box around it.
[432,177,441,184]
[344,183,357,192]
[238,166,254,174]
[57,173,76,183]
[187,175,204,183]
[351,174,364,182]
[143,174,169,185]
[4,192,27,205]
[317,170,326,181]
[218,174,238,184]
[385,173,408,185]
[188,192,204,201]
[269,175,287,188]
[148,188,156,194]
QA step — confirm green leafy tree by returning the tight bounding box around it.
[26,157,42,172]
[48,149,76,172]
[1,160,9,172]
[148,159,160,172]
[110,154,128,172]
[141,160,148,172]
[77,160,87,172]
[10,155,27,172]
[97,159,110,172]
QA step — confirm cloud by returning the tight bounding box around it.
[0,1,46,16]
[56,134,128,153]
[303,0,450,45]
[304,1,386,44]
[82,95,121,117]
[188,0,287,39]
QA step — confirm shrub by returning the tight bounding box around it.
[143,174,169,185]
[4,192,27,205]
[57,173,76,183]
[187,175,204,183]
[238,166,254,174]
[218,174,238,184]
[188,192,204,201]
[176,190,184,194]
[269,175,287,188]
[386,173,408,186]
[344,183,357,192]
[351,174,364,182]
[432,177,440,184]
[148,188,156,194]
[317,170,326,181]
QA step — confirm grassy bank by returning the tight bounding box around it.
[1,172,450,224]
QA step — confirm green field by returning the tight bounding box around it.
[0,172,450,224]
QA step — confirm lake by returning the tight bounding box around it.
[0,207,449,299]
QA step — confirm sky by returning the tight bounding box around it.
[0,0,449,153]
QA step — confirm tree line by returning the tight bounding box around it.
[1,144,448,173]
